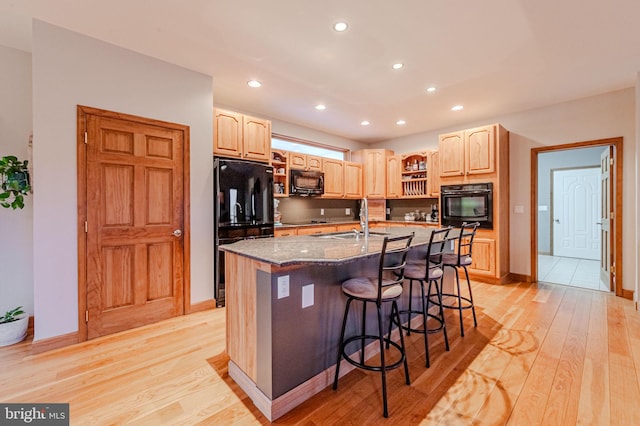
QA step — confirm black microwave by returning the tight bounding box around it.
[290,169,324,196]
[440,182,493,229]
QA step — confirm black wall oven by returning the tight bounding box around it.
[440,182,493,229]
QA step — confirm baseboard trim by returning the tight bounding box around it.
[508,273,532,283]
[189,299,217,314]
[228,319,413,421]
[622,289,634,301]
[31,332,79,355]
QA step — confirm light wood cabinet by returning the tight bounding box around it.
[427,150,440,197]
[322,158,344,198]
[468,237,496,278]
[214,109,271,162]
[439,124,495,179]
[271,150,289,198]
[399,152,428,198]
[352,149,393,199]
[296,225,337,236]
[290,153,322,171]
[274,228,297,237]
[343,161,363,199]
[386,156,402,198]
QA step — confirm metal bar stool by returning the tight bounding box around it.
[435,222,480,337]
[394,226,452,367]
[332,232,414,418]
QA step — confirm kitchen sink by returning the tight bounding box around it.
[312,231,388,239]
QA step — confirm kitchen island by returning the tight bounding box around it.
[220,226,439,420]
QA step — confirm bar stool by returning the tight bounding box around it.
[395,226,452,368]
[436,222,480,337]
[332,233,414,418]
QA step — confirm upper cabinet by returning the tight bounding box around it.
[439,124,497,179]
[290,153,323,171]
[427,150,440,197]
[386,156,402,198]
[352,149,394,199]
[322,158,344,198]
[213,108,271,163]
[343,161,363,199]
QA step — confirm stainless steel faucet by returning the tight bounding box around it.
[359,198,369,239]
[233,202,243,223]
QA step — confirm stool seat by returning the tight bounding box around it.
[342,277,403,300]
[333,232,414,418]
[405,261,444,280]
[442,253,473,266]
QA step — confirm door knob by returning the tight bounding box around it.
[173,229,182,237]
[554,219,560,223]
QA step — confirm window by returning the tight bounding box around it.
[271,134,346,160]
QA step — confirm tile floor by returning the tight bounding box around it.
[538,254,610,292]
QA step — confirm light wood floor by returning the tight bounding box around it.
[1,281,639,425]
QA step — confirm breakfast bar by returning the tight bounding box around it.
[220,226,438,420]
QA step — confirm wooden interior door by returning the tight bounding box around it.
[81,108,186,339]
[600,147,613,291]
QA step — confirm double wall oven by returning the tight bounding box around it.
[440,182,493,229]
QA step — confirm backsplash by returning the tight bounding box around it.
[387,198,439,222]
[276,198,359,224]
[275,197,440,224]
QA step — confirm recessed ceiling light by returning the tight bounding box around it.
[451,105,464,111]
[392,63,404,70]
[426,86,437,93]
[315,104,326,110]
[396,120,406,125]
[247,80,262,88]
[333,22,348,32]
[361,121,370,126]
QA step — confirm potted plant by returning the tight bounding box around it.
[0,306,28,346]
[0,155,31,209]
[0,155,31,345]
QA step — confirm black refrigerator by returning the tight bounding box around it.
[214,157,274,307]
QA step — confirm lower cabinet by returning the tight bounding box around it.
[468,237,496,278]
[274,228,297,237]
[296,225,337,236]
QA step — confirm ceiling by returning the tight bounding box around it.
[1,0,639,143]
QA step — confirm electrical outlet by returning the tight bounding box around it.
[345,208,350,215]
[302,284,314,308]
[320,208,324,216]
[277,275,290,299]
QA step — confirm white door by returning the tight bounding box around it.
[552,168,600,260]
[600,148,613,290]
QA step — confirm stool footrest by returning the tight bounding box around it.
[342,334,406,372]
[432,293,474,310]
[396,309,446,334]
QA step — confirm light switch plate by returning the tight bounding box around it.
[302,284,314,308]
[277,275,290,299]
[320,208,324,216]
[345,208,350,215]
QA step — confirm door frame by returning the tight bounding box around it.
[76,105,191,342]
[530,137,623,296]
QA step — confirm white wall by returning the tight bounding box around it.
[372,88,637,291]
[32,21,214,341]
[0,44,33,315]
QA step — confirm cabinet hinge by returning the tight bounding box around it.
[610,157,614,166]
[84,131,88,144]
[85,310,89,322]
[85,221,88,233]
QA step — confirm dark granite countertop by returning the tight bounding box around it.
[220,226,438,266]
